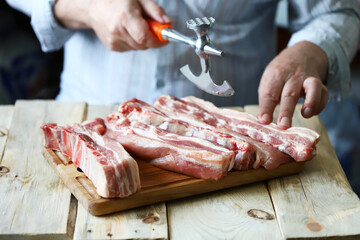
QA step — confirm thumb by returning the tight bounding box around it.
[138,0,172,23]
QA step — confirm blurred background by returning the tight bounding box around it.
[0,1,62,103]
[1,1,359,196]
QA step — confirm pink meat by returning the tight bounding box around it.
[40,122,141,198]
[41,123,61,150]
[116,98,290,171]
[104,115,235,180]
[154,95,319,162]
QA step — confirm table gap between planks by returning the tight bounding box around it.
[0,100,359,240]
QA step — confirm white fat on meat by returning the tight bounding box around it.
[115,98,291,171]
[40,121,141,198]
[104,115,235,180]
[154,95,320,162]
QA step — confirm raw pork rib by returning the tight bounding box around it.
[41,120,141,198]
[154,95,320,162]
[116,98,291,170]
[41,94,318,195]
[104,114,235,180]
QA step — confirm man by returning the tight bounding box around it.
[6,0,360,129]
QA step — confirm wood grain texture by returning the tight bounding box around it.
[3,101,359,239]
[166,106,281,240]
[245,105,360,239]
[0,100,86,240]
[74,202,167,240]
[73,104,169,240]
[167,183,283,240]
[0,105,13,165]
[42,147,304,216]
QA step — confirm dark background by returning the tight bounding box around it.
[0,1,62,103]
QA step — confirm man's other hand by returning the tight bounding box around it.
[257,41,329,129]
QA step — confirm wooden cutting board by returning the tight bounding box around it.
[42,147,305,216]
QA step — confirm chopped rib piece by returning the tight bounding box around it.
[40,122,141,198]
[117,98,291,170]
[105,115,235,180]
[41,123,61,150]
[154,95,319,162]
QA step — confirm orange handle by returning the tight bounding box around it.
[147,19,172,42]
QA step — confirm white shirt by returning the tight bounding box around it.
[6,0,360,106]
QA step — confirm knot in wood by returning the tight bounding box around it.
[0,127,8,137]
[247,209,275,221]
[142,214,160,224]
[306,222,323,232]
[0,166,10,174]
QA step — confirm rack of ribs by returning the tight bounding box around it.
[114,98,292,171]
[154,95,320,162]
[104,115,235,180]
[41,95,320,198]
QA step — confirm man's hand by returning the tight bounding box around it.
[257,41,329,129]
[54,0,171,51]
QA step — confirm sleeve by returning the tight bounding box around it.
[6,0,75,52]
[287,0,360,100]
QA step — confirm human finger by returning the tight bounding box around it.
[316,85,329,114]
[138,0,171,48]
[114,25,149,50]
[139,0,172,23]
[301,77,322,118]
[277,78,302,129]
[301,78,328,117]
[121,1,153,46]
[107,37,134,52]
[124,7,167,48]
[258,67,285,125]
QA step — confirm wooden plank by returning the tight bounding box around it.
[245,105,360,239]
[73,105,168,240]
[0,105,14,163]
[167,106,283,240]
[0,100,86,240]
[42,147,304,216]
[167,184,283,240]
[74,201,168,240]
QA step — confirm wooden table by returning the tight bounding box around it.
[0,100,359,240]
